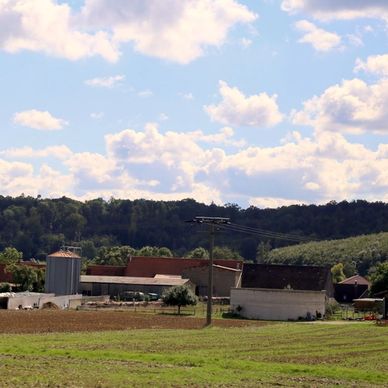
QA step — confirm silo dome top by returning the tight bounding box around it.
[47,250,81,259]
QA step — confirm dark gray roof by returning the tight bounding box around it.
[242,263,332,291]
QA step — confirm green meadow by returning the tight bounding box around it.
[0,322,387,387]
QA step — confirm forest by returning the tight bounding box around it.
[1,195,388,275]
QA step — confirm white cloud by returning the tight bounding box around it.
[137,90,153,98]
[281,0,388,21]
[240,37,252,48]
[292,78,388,134]
[3,125,388,205]
[0,0,256,63]
[249,197,306,209]
[80,0,257,64]
[295,20,341,51]
[204,81,283,128]
[85,75,124,88]
[0,0,119,62]
[90,112,104,120]
[0,145,73,160]
[180,92,194,100]
[158,113,169,121]
[13,110,68,130]
[355,54,388,77]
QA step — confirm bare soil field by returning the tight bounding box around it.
[0,310,266,333]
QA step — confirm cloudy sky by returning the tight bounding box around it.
[2,0,388,208]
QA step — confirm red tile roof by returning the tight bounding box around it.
[338,275,370,286]
[87,256,243,278]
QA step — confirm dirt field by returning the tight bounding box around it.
[0,310,267,333]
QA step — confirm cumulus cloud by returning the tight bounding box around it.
[85,75,124,88]
[295,20,341,51]
[13,110,68,130]
[281,0,388,21]
[204,81,283,128]
[3,125,388,205]
[0,0,256,63]
[0,0,119,62]
[292,78,388,134]
[80,0,257,64]
[355,54,388,77]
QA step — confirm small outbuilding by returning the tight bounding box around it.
[334,275,370,303]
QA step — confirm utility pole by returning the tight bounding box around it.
[186,216,230,326]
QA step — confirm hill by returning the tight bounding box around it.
[2,195,388,265]
[266,232,388,276]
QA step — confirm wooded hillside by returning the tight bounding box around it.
[1,196,388,273]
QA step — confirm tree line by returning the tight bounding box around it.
[3,195,388,262]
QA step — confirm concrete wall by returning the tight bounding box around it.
[231,288,326,321]
[45,257,81,295]
[6,293,82,310]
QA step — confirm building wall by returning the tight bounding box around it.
[45,257,81,295]
[80,281,195,298]
[231,288,326,321]
[182,266,241,297]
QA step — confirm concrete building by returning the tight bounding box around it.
[231,288,326,321]
[182,264,242,297]
[80,274,194,298]
[242,263,334,297]
[45,250,82,295]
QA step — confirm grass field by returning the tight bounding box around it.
[0,313,387,387]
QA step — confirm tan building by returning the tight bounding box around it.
[182,264,242,297]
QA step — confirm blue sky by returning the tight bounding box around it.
[2,0,388,208]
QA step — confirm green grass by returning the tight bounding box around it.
[0,322,387,387]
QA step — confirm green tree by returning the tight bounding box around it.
[0,247,22,265]
[213,246,242,260]
[6,264,38,291]
[331,263,346,284]
[158,247,173,257]
[186,247,209,259]
[256,241,271,263]
[369,262,388,296]
[162,285,198,315]
[95,246,136,266]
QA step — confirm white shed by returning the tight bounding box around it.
[231,287,326,321]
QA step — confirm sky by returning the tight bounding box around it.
[2,0,388,208]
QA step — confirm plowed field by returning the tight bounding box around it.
[0,310,265,333]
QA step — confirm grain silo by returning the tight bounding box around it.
[45,248,82,295]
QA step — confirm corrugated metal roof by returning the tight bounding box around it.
[47,250,81,259]
[80,275,190,286]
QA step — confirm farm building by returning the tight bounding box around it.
[231,288,326,321]
[45,249,82,295]
[334,275,369,303]
[231,263,332,321]
[87,256,243,277]
[242,263,334,297]
[182,264,242,297]
[80,274,194,298]
[86,256,243,297]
